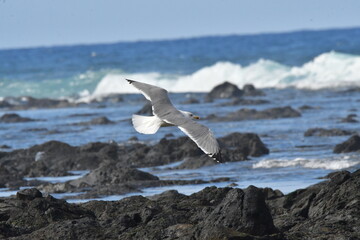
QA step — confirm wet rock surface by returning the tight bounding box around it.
[340,114,358,123]
[242,84,265,96]
[206,81,244,100]
[0,113,37,123]
[304,127,355,137]
[333,135,360,153]
[0,131,267,190]
[72,116,115,126]
[1,169,359,239]
[218,98,270,106]
[0,96,76,110]
[207,106,301,122]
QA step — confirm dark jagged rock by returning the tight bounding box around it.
[0,141,119,185]
[1,131,269,188]
[208,106,301,122]
[0,113,36,123]
[298,105,319,111]
[173,132,269,169]
[242,84,265,96]
[220,132,269,157]
[201,186,277,236]
[0,96,75,110]
[91,93,124,103]
[2,169,360,239]
[304,127,355,137]
[181,97,200,104]
[268,169,360,239]
[16,188,43,200]
[72,116,115,126]
[0,100,12,108]
[219,98,270,106]
[340,114,358,123]
[206,81,243,100]
[70,162,159,188]
[333,135,360,153]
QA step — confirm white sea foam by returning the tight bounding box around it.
[252,156,360,170]
[91,51,360,97]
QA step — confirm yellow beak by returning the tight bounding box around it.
[193,116,200,120]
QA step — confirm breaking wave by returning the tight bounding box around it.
[93,51,360,96]
[252,155,360,170]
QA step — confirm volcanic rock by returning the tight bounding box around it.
[206,81,243,100]
[208,106,301,122]
[333,135,360,153]
[242,84,265,96]
[304,128,355,137]
[0,113,36,123]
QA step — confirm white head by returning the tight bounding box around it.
[180,110,200,120]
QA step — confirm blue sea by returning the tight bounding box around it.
[1,27,360,201]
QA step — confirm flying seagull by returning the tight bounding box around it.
[127,79,223,163]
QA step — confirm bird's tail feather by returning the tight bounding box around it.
[132,115,162,134]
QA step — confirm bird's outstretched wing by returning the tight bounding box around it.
[127,79,222,162]
[127,79,188,124]
[178,121,223,163]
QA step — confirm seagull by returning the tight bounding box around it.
[127,79,223,163]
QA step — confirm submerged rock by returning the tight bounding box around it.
[219,98,270,106]
[0,96,75,110]
[206,81,243,100]
[0,113,37,123]
[72,116,115,126]
[208,106,301,122]
[304,127,355,137]
[340,114,358,123]
[333,135,360,153]
[242,84,265,96]
[181,97,200,104]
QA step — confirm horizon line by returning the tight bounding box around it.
[1,25,360,52]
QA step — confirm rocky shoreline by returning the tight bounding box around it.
[1,82,360,239]
[0,169,359,239]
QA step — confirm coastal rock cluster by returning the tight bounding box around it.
[0,169,359,239]
[0,132,268,194]
[1,81,359,239]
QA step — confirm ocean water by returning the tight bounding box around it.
[1,28,360,201]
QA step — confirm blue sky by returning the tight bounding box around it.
[1,0,360,49]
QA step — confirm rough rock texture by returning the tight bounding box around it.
[304,128,355,137]
[340,114,358,123]
[333,135,360,153]
[2,170,360,239]
[268,170,360,240]
[208,106,301,122]
[0,96,75,110]
[0,186,280,240]
[170,132,269,169]
[242,84,265,96]
[181,97,200,104]
[219,98,270,106]
[206,81,243,100]
[0,113,36,123]
[72,116,115,126]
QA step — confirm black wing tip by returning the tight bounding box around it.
[209,151,223,163]
[126,79,135,84]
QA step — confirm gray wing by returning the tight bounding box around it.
[127,79,222,162]
[178,121,222,163]
[127,79,188,125]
